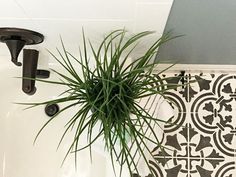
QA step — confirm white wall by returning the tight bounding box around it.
[0,0,173,64]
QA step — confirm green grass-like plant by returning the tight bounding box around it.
[23,29,179,176]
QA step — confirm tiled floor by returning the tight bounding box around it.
[138,72,236,177]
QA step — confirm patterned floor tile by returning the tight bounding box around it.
[214,160,236,177]
[190,73,236,157]
[158,72,190,127]
[134,72,236,177]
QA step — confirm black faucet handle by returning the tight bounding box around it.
[22,49,39,95]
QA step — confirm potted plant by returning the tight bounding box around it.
[23,29,179,177]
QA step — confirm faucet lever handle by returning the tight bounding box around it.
[22,49,39,95]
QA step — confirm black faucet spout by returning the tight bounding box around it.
[5,39,26,66]
[22,49,39,95]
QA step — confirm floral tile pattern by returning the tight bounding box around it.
[136,72,236,177]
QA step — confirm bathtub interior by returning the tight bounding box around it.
[0,57,173,177]
[0,61,120,177]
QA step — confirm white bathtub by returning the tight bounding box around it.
[0,59,124,177]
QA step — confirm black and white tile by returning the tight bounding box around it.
[137,72,236,177]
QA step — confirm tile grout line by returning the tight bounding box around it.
[12,0,53,48]
[187,70,190,177]
[12,0,33,22]
[235,148,236,177]
[187,122,190,176]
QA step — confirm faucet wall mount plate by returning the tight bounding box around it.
[0,27,44,45]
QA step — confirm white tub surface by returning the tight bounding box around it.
[0,61,121,177]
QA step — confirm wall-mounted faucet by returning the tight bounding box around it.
[0,27,49,95]
[0,27,44,66]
